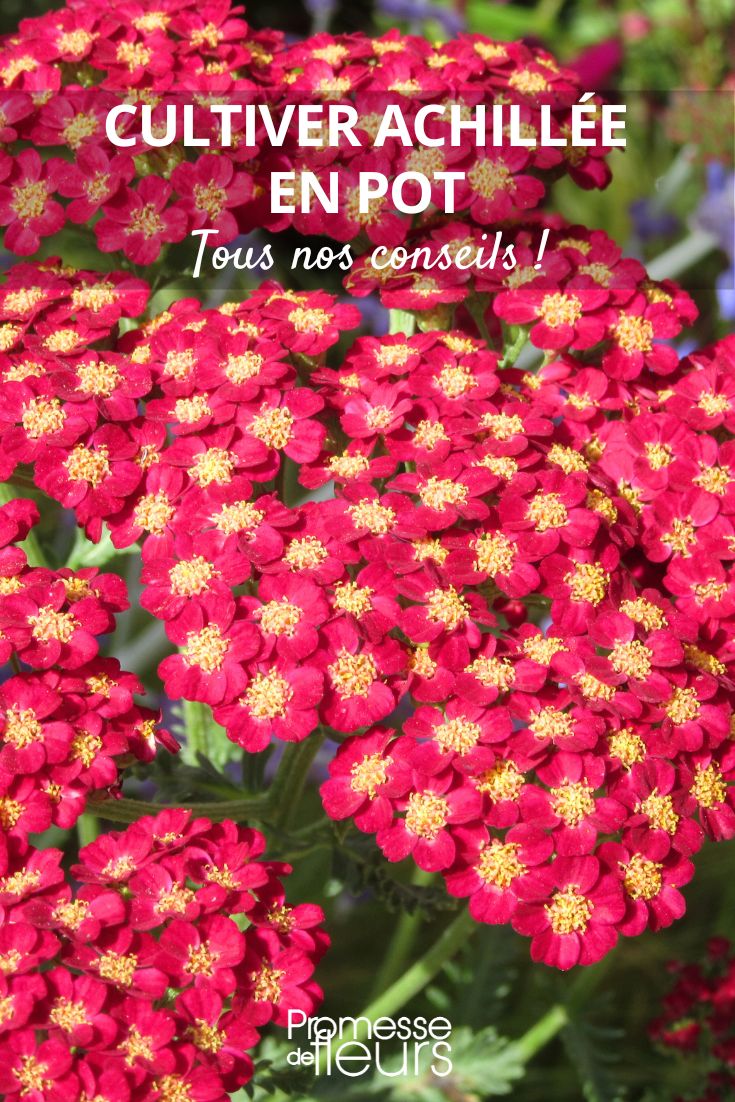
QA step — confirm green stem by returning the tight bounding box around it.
[646,228,718,281]
[180,700,211,765]
[352,908,476,1043]
[508,952,615,1063]
[76,811,99,849]
[510,1005,569,1062]
[389,308,417,336]
[467,296,492,345]
[268,731,325,830]
[500,325,529,368]
[180,700,231,769]
[89,795,269,824]
[368,868,434,1000]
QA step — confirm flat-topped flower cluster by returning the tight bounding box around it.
[0,0,612,259]
[0,809,327,1102]
[1,236,734,969]
[0,496,175,839]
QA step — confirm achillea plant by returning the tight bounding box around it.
[0,0,732,1098]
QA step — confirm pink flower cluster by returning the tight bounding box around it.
[0,497,174,841]
[347,221,696,363]
[0,0,613,258]
[649,938,735,1102]
[0,809,327,1102]
[1,234,735,967]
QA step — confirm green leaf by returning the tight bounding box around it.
[562,1015,627,1102]
[369,1026,526,1100]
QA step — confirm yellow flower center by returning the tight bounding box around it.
[405,791,449,840]
[609,639,652,680]
[613,315,654,354]
[551,782,595,826]
[607,728,646,769]
[546,886,592,934]
[14,1056,52,1094]
[690,764,726,808]
[697,390,730,416]
[475,760,525,801]
[537,293,582,328]
[126,203,164,239]
[169,556,218,597]
[350,753,389,797]
[529,707,573,741]
[623,854,662,900]
[526,491,568,531]
[477,839,526,888]
[189,447,235,487]
[184,943,218,977]
[413,420,448,450]
[426,586,469,630]
[212,500,264,535]
[21,396,66,438]
[3,705,42,748]
[418,477,468,512]
[243,669,292,719]
[619,598,665,630]
[96,951,138,986]
[465,655,515,690]
[333,582,373,617]
[11,180,47,224]
[183,625,229,672]
[509,69,549,95]
[251,963,285,1002]
[468,159,511,199]
[436,364,476,398]
[225,351,263,383]
[120,1025,156,1067]
[665,687,700,725]
[134,492,174,535]
[328,650,377,698]
[64,444,110,486]
[285,536,327,570]
[256,599,302,636]
[564,561,609,605]
[434,716,481,755]
[175,395,212,424]
[638,792,678,833]
[28,605,77,643]
[288,307,329,334]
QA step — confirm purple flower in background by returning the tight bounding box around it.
[377,0,465,35]
[695,162,735,319]
[351,294,390,335]
[629,198,679,242]
[694,162,735,259]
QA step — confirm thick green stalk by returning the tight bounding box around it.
[180,700,213,766]
[389,308,417,336]
[647,228,717,281]
[268,731,325,830]
[368,868,435,1000]
[179,700,232,770]
[509,1004,569,1062]
[500,325,528,368]
[507,953,615,1063]
[352,908,476,1042]
[76,812,99,849]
